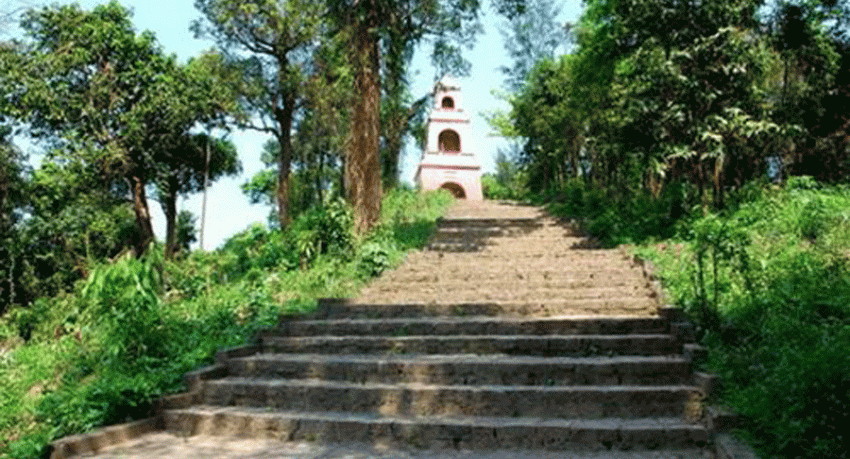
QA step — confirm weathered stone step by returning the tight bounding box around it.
[382,266,644,278]
[424,243,612,253]
[432,234,589,241]
[261,334,679,356]
[164,406,708,451]
[436,217,541,226]
[352,295,654,307]
[275,316,667,337]
[358,287,652,302]
[415,251,629,260]
[203,378,701,419]
[227,353,693,386]
[375,274,647,288]
[317,301,658,319]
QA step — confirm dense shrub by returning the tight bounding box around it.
[635,178,850,458]
[0,188,453,458]
[546,179,693,246]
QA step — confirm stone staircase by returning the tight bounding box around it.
[159,201,712,454]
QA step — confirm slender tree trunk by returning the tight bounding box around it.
[346,22,382,234]
[713,156,725,210]
[382,123,404,188]
[275,100,295,229]
[128,170,155,256]
[163,174,178,260]
[316,151,324,205]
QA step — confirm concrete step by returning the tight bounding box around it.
[436,218,542,226]
[373,274,648,288]
[226,353,693,386]
[319,301,658,319]
[413,252,631,261]
[383,254,641,266]
[356,287,653,303]
[203,378,702,419]
[261,334,680,357]
[275,316,668,337]
[163,406,708,451]
[377,266,645,279]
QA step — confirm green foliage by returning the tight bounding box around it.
[636,179,850,458]
[80,252,164,363]
[175,211,198,255]
[0,188,452,457]
[10,160,139,309]
[193,0,328,229]
[481,151,528,200]
[499,0,850,211]
[496,0,567,92]
[546,179,694,246]
[4,2,241,257]
[0,131,27,314]
[290,199,354,265]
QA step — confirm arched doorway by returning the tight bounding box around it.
[441,96,455,109]
[438,129,460,153]
[440,182,466,199]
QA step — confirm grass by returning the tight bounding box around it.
[0,188,453,458]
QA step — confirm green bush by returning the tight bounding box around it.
[546,179,693,246]
[0,188,453,458]
[636,179,850,458]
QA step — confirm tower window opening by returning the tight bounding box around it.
[438,130,461,153]
[441,97,455,109]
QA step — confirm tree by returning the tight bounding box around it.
[497,0,567,92]
[7,2,179,254]
[155,133,240,259]
[6,3,239,256]
[329,0,482,233]
[175,210,198,255]
[0,127,27,313]
[508,55,584,192]
[767,1,845,181]
[17,157,140,307]
[193,0,324,230]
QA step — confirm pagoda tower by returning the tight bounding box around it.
[415,77,483,200]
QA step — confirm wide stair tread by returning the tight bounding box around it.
[318,301,659,318]
[203,377,702,418]
[261,334,679,356]
[165,405,707,450]
[227,353,694,386]
[276,316,667,335]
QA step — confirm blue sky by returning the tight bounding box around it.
[8,0,582,249]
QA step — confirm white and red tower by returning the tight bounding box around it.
[415,77,483,200]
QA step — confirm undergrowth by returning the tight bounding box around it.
[0,188,453,458]
[544,176,850,458]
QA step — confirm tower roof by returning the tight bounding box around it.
[435,76,461,92]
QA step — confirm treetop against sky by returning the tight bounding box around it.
[5,0,581,249]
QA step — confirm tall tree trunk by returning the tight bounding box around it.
[128,170,155,257]
[275,100,295,230]
[163,174,179,260]
[346,22,382,234]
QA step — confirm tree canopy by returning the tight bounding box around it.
[499,0,850,209]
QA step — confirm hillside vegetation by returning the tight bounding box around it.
[0,189,453,459]
[530,177,850,459]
